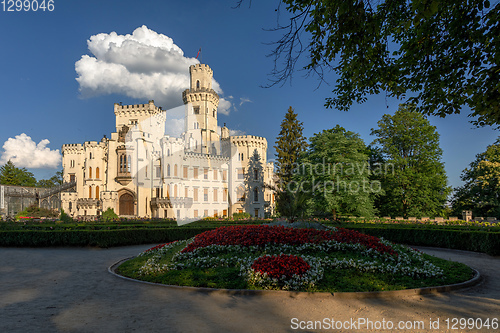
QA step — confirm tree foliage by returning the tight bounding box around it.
[260,0,500,126]
[371,104,450,217]
[295,125,377,217]
[274,106,308,216]
[0,160,37,187]
[452,138,500,217]
[37,171,63,188]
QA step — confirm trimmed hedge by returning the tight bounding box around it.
[0,227,214,248]
[340,225,500,256]
[1,224,499,256]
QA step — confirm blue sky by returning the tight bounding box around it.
[0,0,498,192]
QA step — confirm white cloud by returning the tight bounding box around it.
[229,129,246,136]
[75,25,231,112]
[0,134,61,169]
[218,98,232,115]
[239,97,252,106]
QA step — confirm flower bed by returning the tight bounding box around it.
[117,224,474,292]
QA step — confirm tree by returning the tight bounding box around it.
[452,138,500,217]
[371,104,450,217]
[255,0,500,127]
[294,125,377,218]
[274,106,308,216]
[37,170,63,188]
[0,160,37,187]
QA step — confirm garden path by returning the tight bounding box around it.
[0,245,498,332]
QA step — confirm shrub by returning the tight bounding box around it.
[102,208,119,222]
[16,205,59,220]
[59,209,73,223]
[232,212,251,220]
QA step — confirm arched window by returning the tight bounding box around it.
[174,184,178,198]
[90,152,93,159]
[89,167,92,179]
[254,168,258,181]
[127,155,131,172]
[96,167,100,179]
[95,186,99,200]
[89,186,92,198]
[254,187,259,202]
[196,80,200,89]
[119,155,123,172]
[174,164,178,177]
[167,164,170,177]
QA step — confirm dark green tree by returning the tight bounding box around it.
[274,106,308,216]
[371,104,450,218]
[37,170,63,188]
[253,0,500,127]
[295,125,377,218]
[0,160,37,187]
[452,138,500,217]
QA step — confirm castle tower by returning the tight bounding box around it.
[182,64,220,154]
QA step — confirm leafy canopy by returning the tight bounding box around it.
[260,0,500,127]
[371,104,450,217]
[452,137,500,217]
[0,160,37,187]
[295,125,377,217]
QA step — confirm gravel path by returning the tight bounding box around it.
[0,245,498,333]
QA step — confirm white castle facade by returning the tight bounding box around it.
[61,64,275,220]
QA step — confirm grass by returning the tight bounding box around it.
[116,226,475,293]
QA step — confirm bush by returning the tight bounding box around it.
[102,208,119,222]
[16,205,59,220]
[59,209,73,223]
[232,212,251,220]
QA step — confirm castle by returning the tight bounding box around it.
[61,64,275,220]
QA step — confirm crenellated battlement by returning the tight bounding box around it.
[190,63,213,75]
[114,100,163,116]
[182,89,219,105]
[229,135,268,148]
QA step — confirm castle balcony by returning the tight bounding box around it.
[150,197,193,209]
[115,172,132,186]
[76,198,102,209]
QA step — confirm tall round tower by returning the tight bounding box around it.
[182,64,220,154]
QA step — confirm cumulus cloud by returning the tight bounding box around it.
[229,129,246,136]
[75,25,232,112]
[0,133,61,169]
[218,98,232,115]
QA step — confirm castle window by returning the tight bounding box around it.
[213,210,218,218]
[196,80,200,89]
[185,187,188,198]
[213,169,218,180]
[193,167,198,179]
[183,166,188,179]
[223,188,228,202]
[223,170,227,181]
[156,166,161,178]
[174,184,178,198]
[90,152,93,159]
[254,187,259,202]
[69,174,75,183]
[194,188,198,201]
[238,168,245,180]
[193,106,200,115]
[204,209,208,217]
[96,167,100,179]
[89,167,92,179]
[204,168,208,180]
[255,209,259,218]
[194,209,198,218]
[213,109,216,117]
[167,164,170,177]
[204,188,208,202]
[254,168,258,181]
[89,186,92,198]
[213,188,218,202]
[127,155,131,172]
[95,186,99,200]
[174,164,178,177]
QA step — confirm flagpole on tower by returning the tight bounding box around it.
[196,47,202,63]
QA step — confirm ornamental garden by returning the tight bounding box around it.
[116,223,474,292]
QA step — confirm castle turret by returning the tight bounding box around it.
[182,64,220,154]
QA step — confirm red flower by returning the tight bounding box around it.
[251,254,310,279]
